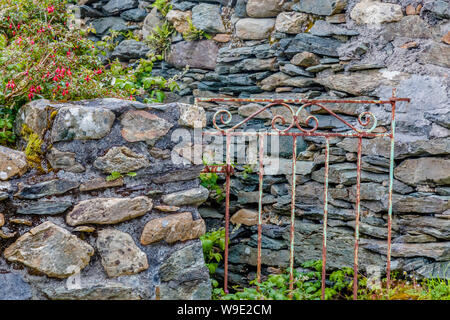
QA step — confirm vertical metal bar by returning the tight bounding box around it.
[386,89,397,297]
[224,133,232,294]
[257,133,265,285]
[289,135,298,297]
[353,136,363,300]
[321,138,330,300]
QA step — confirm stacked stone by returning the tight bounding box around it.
[0,98,211,300]
[75,0,449,287]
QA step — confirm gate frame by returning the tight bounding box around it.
[196,89,410,300]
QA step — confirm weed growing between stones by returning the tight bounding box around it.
[145,21,174,58]
[200,228,226,275]
[182,17,212,42]
[106,171,137,182]
[0,0,180,146]
[211,259,450,300]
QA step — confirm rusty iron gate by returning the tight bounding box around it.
[195,89,410,300]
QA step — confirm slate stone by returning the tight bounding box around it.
[79,5,105,18]
[0,273,32,300]
[192,3,226,34]
[16,201,73,215]
[172,0,197,11]
[15,180,80,200]
[309,20,359,36]
[167,40,219,70]
[103,0,138,15]
[284,33,343,57]
[120,8,148,22]
[66,196,153,226]
[159,242,211,300]
[280,64,314,77]
[91,17,129,36]
[293,0,347,16]
[4,222,94,278]
[423,0,450,19]
[111,40,150,61]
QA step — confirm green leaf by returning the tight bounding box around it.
[106,171,122,181]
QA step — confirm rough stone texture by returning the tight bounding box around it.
[230,209,258,226]
[0,146,28,180]
[47,148,85,173]
[394,158,450,186]
[66,196,153,226]
[4,222,94,278]
[93,146,150,174]
[0,273,32,300]
[16,201,73,215]
[290,52,320,67]
[275,12,311,34]
[350,0,403,25]
[140,212,206,245]
[111,40,150,61]
[41,282,141,300]
[192,3,226,34]
[121,110,173,146]
[167,40,218,70]
[15,179,79,200]
[246,0,282,18]
[103,0,138,15]
[166,10,192,34]
[0,98,211,300]
[162,187,209,206]
[51,106,115,142]
[235,18,275,40]
[293,0,347,16]
[159,242,211,300]
[178,103,207,128]
[97,229,149,278]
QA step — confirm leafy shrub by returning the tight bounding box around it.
[0,0,129,145]
[213,259,450,300]
[182,18,211,42]
[145,21,174,58]
[200,228,226,275]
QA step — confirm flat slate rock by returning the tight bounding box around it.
[0,273,32,300]
[15,180,79,200]
[66,196,153,226]
[4,222,94,278]
[16,201,73,215]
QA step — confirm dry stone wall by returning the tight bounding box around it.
[18,0,450,290]
[0,98,211,300]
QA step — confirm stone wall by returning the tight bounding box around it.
[37,0,450,288]
[0,98,211,300]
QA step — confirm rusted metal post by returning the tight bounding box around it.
[257,133,265,285]
[224,133,232,294]
[321,138,330,300]
[386,88,397,297]
[288,135,298,297]
[353,137,363,300]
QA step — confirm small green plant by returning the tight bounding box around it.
[182,18,211,41]
[145,21,174,58]
[242,164,254,179]
[152,0,172,17]
[106,171,137,182]
[200,228,226,275]
[110,57,180,103]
